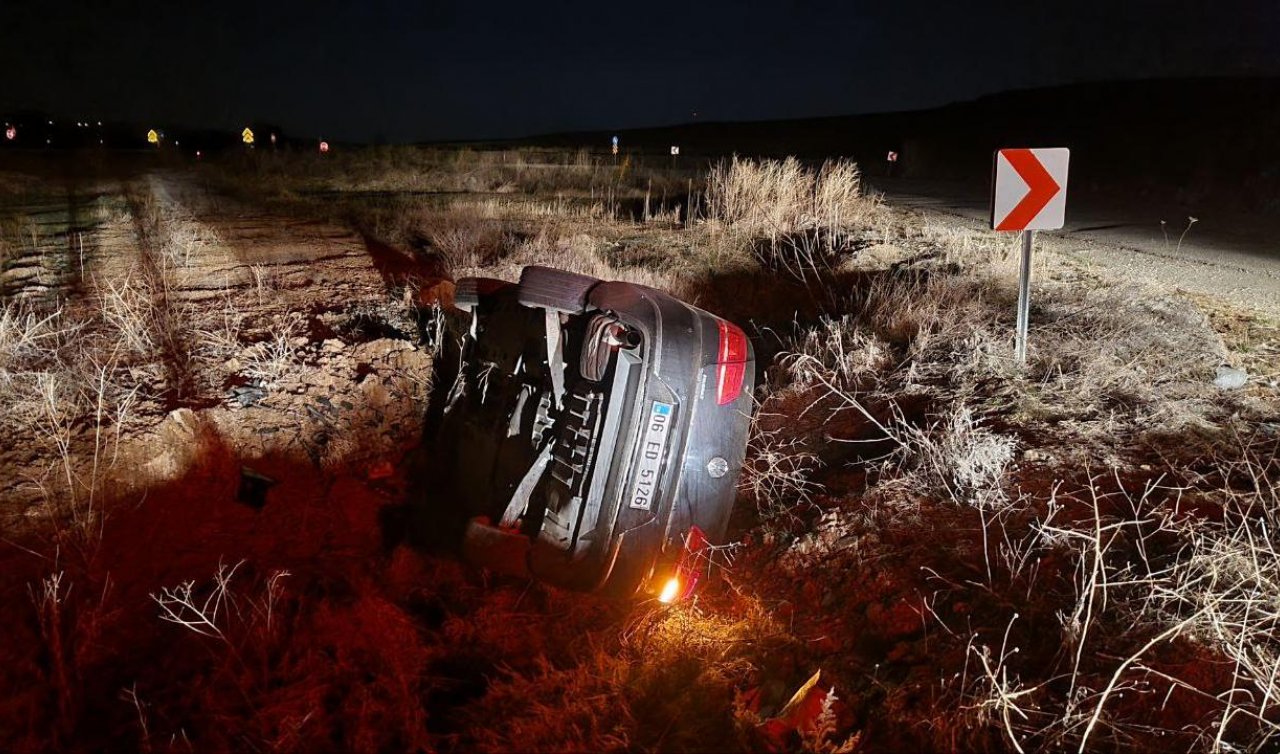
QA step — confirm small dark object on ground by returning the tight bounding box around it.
[237,466,277,509]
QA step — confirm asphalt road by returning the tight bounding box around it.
[868,178,1280,318]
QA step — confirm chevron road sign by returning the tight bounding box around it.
[991,147,1069,231]
[990,147,1070,364]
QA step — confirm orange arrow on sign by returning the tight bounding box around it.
[995,149,1061,231]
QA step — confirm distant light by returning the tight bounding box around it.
[174,140,179,146]
[658,576,681,604]
[48,120,54,125]
[97,121,102,127]
[4,126,15,141]
[196,150,202,159]
[270,133,277,146]
[319,140,330,153]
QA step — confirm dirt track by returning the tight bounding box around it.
[0,171,435,526]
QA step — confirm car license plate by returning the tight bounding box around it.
[629,401,674,510]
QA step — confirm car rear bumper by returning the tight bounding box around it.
[527,281,755,596]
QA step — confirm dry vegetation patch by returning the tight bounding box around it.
[736,184,1278,750]
[203,152,1280,751]
[3,150,1278,753]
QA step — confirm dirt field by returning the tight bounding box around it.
[1,150,1278,753]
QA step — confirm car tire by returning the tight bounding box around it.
[517,265,600,313]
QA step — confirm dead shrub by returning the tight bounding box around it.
[422,209,513,271]
[777,315,891,391]
[148,561,434,752]
[740,412,823,524]
[705,157,885,282]
[894,404,1017,509]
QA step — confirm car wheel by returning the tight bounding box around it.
[517,265,600,313]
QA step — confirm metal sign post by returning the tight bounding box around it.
[1015,230,1033,363]
[990,147,1070,365]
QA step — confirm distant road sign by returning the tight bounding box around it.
[319,140,330,153]
[991,148,1069,231]
[670,146,680,156]
[886,151,898,162]
[147,129,159,145]
[4,125,15,141]
[242,127,255,145]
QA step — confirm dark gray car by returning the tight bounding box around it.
[418,265,755,601]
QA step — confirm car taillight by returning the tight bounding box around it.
[715,320,749,405]
[664,526,710,603]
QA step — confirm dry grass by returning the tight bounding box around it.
[777,315,891,391]
[422,207,514,272]
[0,303,81,380]
[194,294,246,364]
[346,146,1275,750]
[703,157,887,284]
[740,409,824,524]
[715,159,1275,750]
[239,315,301,390]
[0,297,142,540]
[98,276,156,357]
[5,147,1277,753]
[462,593,795,753]
[705,157,870,239]
[1150,449,1280,752]
[894,404,1018,509]
[144,559,434,753]
[212,145,685,206]
[933,450,1280,753]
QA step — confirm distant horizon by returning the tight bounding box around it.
[5,72,1278,147]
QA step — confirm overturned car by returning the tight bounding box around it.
[416,266,755,601]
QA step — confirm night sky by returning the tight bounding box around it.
[3,0,1278,143]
